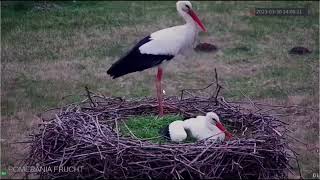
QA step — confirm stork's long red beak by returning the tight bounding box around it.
[188,9,207,32]
[216,122,233,140]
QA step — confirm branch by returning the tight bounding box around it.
[85,86,97,107]
[211,68,223,104]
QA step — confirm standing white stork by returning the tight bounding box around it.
[107,1,207,116]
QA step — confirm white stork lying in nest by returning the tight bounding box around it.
[162,112,233,142]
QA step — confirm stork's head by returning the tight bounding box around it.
[206,112,233,140]
[206,112,220,124]
[176,1,207,32]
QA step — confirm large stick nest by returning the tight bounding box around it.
[25,86,299,179]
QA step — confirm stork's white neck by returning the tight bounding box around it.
[177,8,199,31]
[185,20,199,32]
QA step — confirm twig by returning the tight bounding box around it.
[25,86,297,179]
[211,68,223,104]
[121,119,138,139]
[85,86,97,107]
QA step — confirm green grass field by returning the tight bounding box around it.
[1,1,319,179]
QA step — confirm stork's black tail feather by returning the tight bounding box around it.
[107,35,174,78]
[159,124,170,140]
[107,57,140,79]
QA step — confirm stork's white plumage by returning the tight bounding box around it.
[107,1,206,116]
[184,112,232,142]
[162,112,233,142]
[167,120,187,142]
[183,115,224,142]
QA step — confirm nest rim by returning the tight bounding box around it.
[24,93,299,179]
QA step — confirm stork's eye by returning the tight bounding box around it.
[185,5,190,9]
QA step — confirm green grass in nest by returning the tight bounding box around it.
[120,115,185,143]
[120,115,239,143]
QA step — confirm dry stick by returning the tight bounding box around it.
[290,146,303,178]
[139,136,163,141]
[188,141,216,165]
[284,133,308,147]
[114,117,120,150]
[179,68,222,101]
[180,83,215,100]
[214,85,222,103]
[212,68,223,104]
[85,86,97,107]
[121,119,138,139]
[174,157,205,176]
[238,88,261,111]
[25,85,297,179]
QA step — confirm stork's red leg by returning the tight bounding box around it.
[156,67,164,116]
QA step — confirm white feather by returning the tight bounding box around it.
[183,114,225,142]
[167,113,225,143]
[168,120,187,142]
[206,112,220,123]
[139,1,200,56]
[139,24,197,56]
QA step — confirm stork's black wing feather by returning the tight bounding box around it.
[159,124,170,140]
[107,36,174,79]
